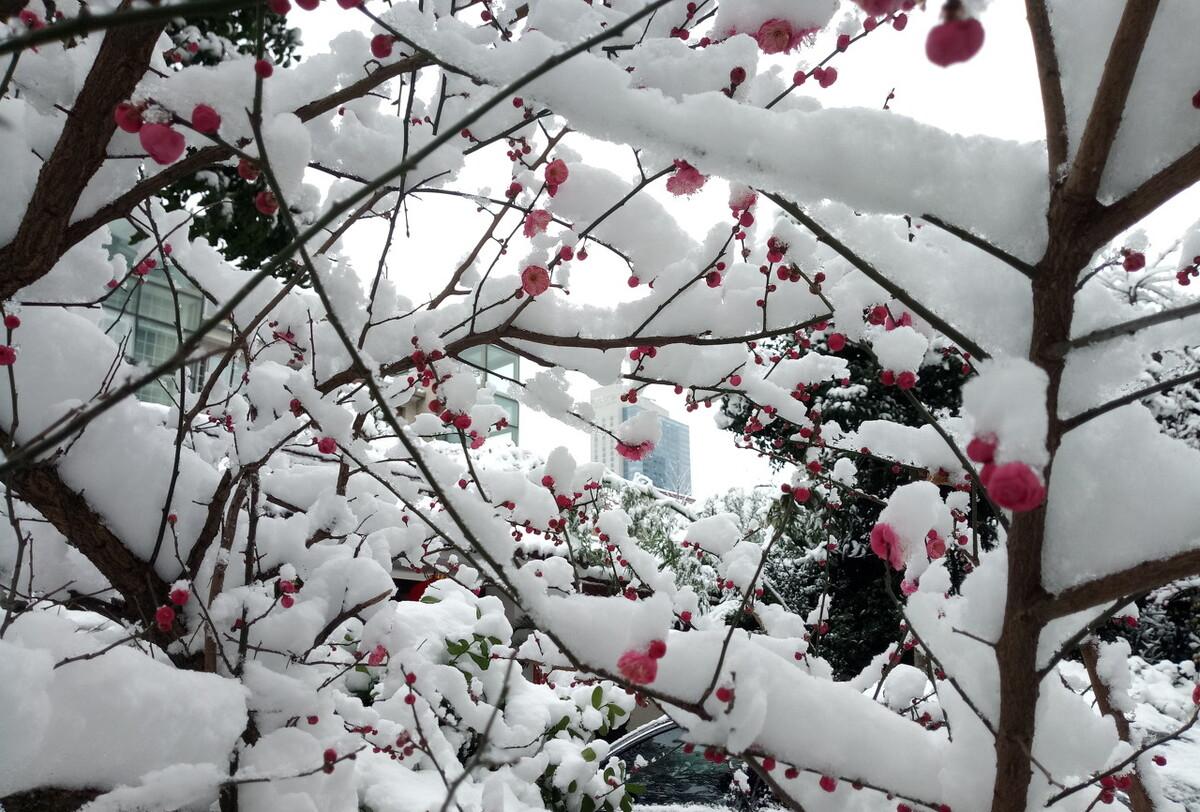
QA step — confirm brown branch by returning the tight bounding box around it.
[42,54,433,271]
[1062,1,1160,203]
[308,588,391,652]
[1055,298,1200,356]
[1091,141,1200,245]
[0,21,164,301]
[1070,643,1158,812]
[763,192,990,361]
[317,321,824,393]
[1042,547,1200,620]
[1060,368,1200,432]
[3,453,170,637]
[920,213,1036,278]
[1023,0,1069,182]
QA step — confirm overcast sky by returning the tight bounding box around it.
[294,2,1200,499]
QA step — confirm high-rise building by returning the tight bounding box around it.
[589,385,691,496]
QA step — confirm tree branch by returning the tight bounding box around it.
[1041,547,1200,620]
[0,21,164,300]
[763,192,989,361]
[1024,0,1069,183]
[920,213,1036,278]
[1055,298,1200,356]
[1060,368,1200,432]
[1091,141,1200,246]
[1062,0,1160,202]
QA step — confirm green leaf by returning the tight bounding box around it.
[420,596,440,604]
[469,652,491,670]
[591,686,603,709]
[581,797,596,812]
[567,781,577,794]
[609,705,627,716]
[548,715,571,736]
[626,783,645,796]
[581,748,596,762]
[620,796,633,812]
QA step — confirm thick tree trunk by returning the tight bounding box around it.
[989,202,1094,812]
[0,22,162,300]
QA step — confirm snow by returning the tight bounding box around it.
[2,2,1200,811]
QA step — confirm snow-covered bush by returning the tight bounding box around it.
[1,1,1199,811]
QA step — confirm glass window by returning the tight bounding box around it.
[617,725,779,810]
[620,726,738,808]
[100,265,218,407]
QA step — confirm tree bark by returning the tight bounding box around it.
[0,22,163,300]
[1080,642,1155,812]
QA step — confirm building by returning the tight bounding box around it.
[102,222,237,406]
[589,385,691,496]
[459,344,520,444]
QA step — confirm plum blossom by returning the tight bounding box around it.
[523,209,552,237]
[191,104,221,134]
[986,462,1045,512]
[616,440,654,461]
[854,0,901,15]
[617,648,658,684]
[139,124,185,165]
[967,434,997,464]
[926,18,985,67]
[753,18,809,54]
[521,265,550,296]
[666,160,707,196]
[870,522,905,570]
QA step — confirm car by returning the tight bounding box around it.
[609,716,779,811]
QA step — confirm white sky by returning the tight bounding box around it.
[294,2,1200,499]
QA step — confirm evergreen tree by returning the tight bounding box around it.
[718,338,995,679]
[156,8,302,272]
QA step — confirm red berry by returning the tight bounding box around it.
[819,775,837,793]
[317,436,337,454]
[715,686,734,702]
[3,315,20,330]
[281,595,294,608]
[647,639,667,659]
[254,59,274,78]
[169,587,190,606]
